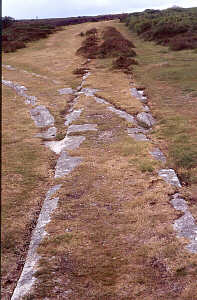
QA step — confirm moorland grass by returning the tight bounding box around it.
[116,21,197,187]
[122,7,197,51]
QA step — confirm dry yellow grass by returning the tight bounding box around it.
[86,68,143,115]
[2,20,197,300]
[1,86,57,298]
[35,93,197,299]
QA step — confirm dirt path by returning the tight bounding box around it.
[2,20,197,300]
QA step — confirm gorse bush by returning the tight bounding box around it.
[86,28,97,35]
[123,7,197,50]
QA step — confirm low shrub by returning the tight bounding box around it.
[73,67,88,75]
[2,16,15,28]
[169,36,197,51]
[99,38,136,58]
[2,22,58,53]
[102,26,123,40]
[77,45,99,58]
[113,56,138,69]
[3,40,26,53]
[86,28,97,35]
[82,34,98,47]
[76,26,137,70]
[76,32,99,58]
[123,7,197,51]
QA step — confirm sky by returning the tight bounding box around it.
[2,0,197,19]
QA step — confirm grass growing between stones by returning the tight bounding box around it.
[2,23,91,298]
[3,20,197,300]
[34,75,196,299]
[1,87,58,299]
[86,68,143,115]
[35,130,197,299]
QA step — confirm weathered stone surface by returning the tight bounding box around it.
[137,90,148,103]
[68,96,80,113]
[22,69,60,84]
[58,88,74,95]
[94,96,108,105]
[2,64,16,70]
[130,88,148,103]
[55,151,82,178]
[2,79,27,93]
[2,79,37,105]
[64,109,83,126]
[26,71,48,80]
[139,97,148,104]
[77,72,91,90]
[25,95,37,106]
[128,127,149,134]
[45,135,85,154]
[36,127,57,139]
[78,88,99,97]
[175,212,197,240]
[143,105,150,112]
[108,106,136,124]
[158,169,181,187]
[171,193,197,253]
[32,72,46,78]
[11,185,62,300]
[30,105,54,128]
[129,133,148,141]
[171,193,188,212]
[150,148,166,163]
[83,71,91,81]
[136,112,156,128]
[130,87,140,98]
[67,124,98,135]
[127,127,149,141]
[187,240,197,253]
[77,84,83,91]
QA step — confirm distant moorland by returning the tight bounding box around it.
[2,14,126,53]
[3,7,197,53]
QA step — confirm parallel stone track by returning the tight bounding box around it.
[2,62,197,299]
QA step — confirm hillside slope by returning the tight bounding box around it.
[122,7,197,50]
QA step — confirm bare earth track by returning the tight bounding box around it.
[2,20,197,300]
